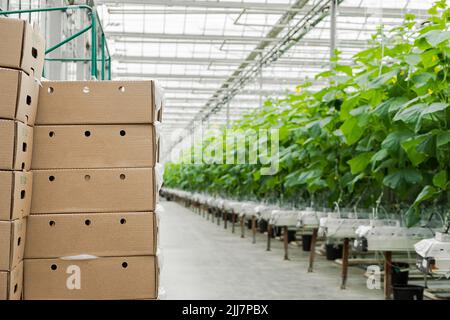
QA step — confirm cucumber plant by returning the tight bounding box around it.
[164,1,450,227]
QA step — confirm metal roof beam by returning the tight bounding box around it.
[109,33,369,48]
[100,0,429,17]
[114,72,317,84]
[113,55,345,67]
[98,0,309,11]
[107,32,278,42]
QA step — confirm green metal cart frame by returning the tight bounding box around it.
[0,5,111,80]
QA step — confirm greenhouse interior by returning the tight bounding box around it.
[0,0,449,303]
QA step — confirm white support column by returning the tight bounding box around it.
[46,0,64,79]
[330,0,337,60]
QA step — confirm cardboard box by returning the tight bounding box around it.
[31,168,157,214]
[0,262,23,300]
[0,68,39,125]
[36,80,164,125]
[0,17,45,77]
[25,212,158,258]
[24,256,158,300]
[0,219,26,271]
[32,124,159,169]
[0,171,32,220]
[0,120,33,171]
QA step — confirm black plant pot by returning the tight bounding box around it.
[325,244,343,260]
[288,230,296,243]
[391,263,410,286]
[393,285,424,300]
[259,220,268,233]
[302,235,313,251]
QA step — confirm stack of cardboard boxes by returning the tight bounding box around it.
[24,80,164,299]
[0,18,45,300]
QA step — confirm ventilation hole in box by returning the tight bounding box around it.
[120,174,126,180]
[120,218,126,225]
[84,175,91,181]
[48,87,54,94]
[120,130,126,136]
[84,131,91,137]
[31,47,38,58]
[51,264,57,271]
[26,95,32,105]
[83,86,90,94]
[14,284,17,293]
[118,86,125,92]
[21,163,25,170]
[17,237,21,246]
[122,262,128,269]
[49,131,55,138]
[85,219,91,226]
[20,190,25,199]
[49,176,55,182]
[22,142,27,152]
[49,220,56,227]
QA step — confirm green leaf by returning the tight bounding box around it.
[413,185,438,206]
[433,170,447,189]
[369,69,400,89]
[372,97,409,117]
[420,49,440,69]
[381,130,414,154]
[394,103,426,125]
[421,30,450,47]
[370,149,389,164]
[421,102,449,116]
[405,206,420,228]
[404,54,421,66]
[437,132,450,147]
[347,152,375,174]
[412,72,436,88]
[401,135,431,166]
[383,169,422,190]
[340,117,364,145]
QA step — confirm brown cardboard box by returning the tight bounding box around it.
[0,262,23,300]
[25,212,158,258]
[24,256,158,300]
[0,18,45,77]
[36,80,164,125]
[0,68,39,125]
[0,120,33,171]
[32,124,159,169]
[0,171,32,220]
[31,168,157,214]
[0,219,26,271]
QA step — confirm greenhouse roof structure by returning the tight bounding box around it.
[96,0,434,157]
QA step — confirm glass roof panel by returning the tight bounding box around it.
[96,0,435,156]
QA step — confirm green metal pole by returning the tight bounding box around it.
[45,58,105,62]
[91,11,97,79]
[45,24,92,54]
[101,33,105,80]
[107,57,111,80]
[0,5,93,16]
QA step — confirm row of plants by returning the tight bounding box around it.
[164,1,450,227]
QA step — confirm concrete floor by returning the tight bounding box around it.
[159,200,384,300]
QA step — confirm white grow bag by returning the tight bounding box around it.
[321,217,371,239]
[366,226,434,252]
[298,210,328,229]
[270,210,299,227]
